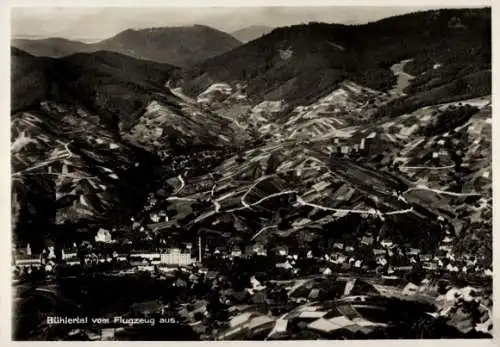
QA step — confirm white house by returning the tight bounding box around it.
[439,244,453,252]
[407,248,421,256]
[14,254,42,268]
[275,246,289,257]
[276,261,294,270]
[249,243,267,257]
[231,246,243,258]
[160,248,195,266]
[95,228,112,243]
[323,267,333,276]
[333,242,344,250]
[380,240,394,248]
[335,254,347,264]
[45,260,56,272]
[150,214,161,223]
[377,256,388,267]
[442,236,454,244]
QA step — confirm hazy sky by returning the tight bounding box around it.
[11,6,440,40]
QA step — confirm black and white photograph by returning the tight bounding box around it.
[9,4,493,341]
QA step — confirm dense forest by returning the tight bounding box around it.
[179,8,491,108]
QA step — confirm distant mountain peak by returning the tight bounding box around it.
[230,25,274,42]
[12,25,242,67]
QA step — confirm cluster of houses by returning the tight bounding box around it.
[11,243,69,274]
[208,243,283,259]
[326,131,389,157]
[12,227,199,276]
[129,247,196,268]
[200,232,493,280]
[13,220,492,280]
[320,234,493,278]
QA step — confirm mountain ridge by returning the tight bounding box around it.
[178,8,490,110]
[12,25,242,67]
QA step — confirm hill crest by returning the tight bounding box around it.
[12,25,242,67]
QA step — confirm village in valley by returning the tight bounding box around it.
[12,223,493,279]
[12,215,493,340]
[11,6,492,342]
